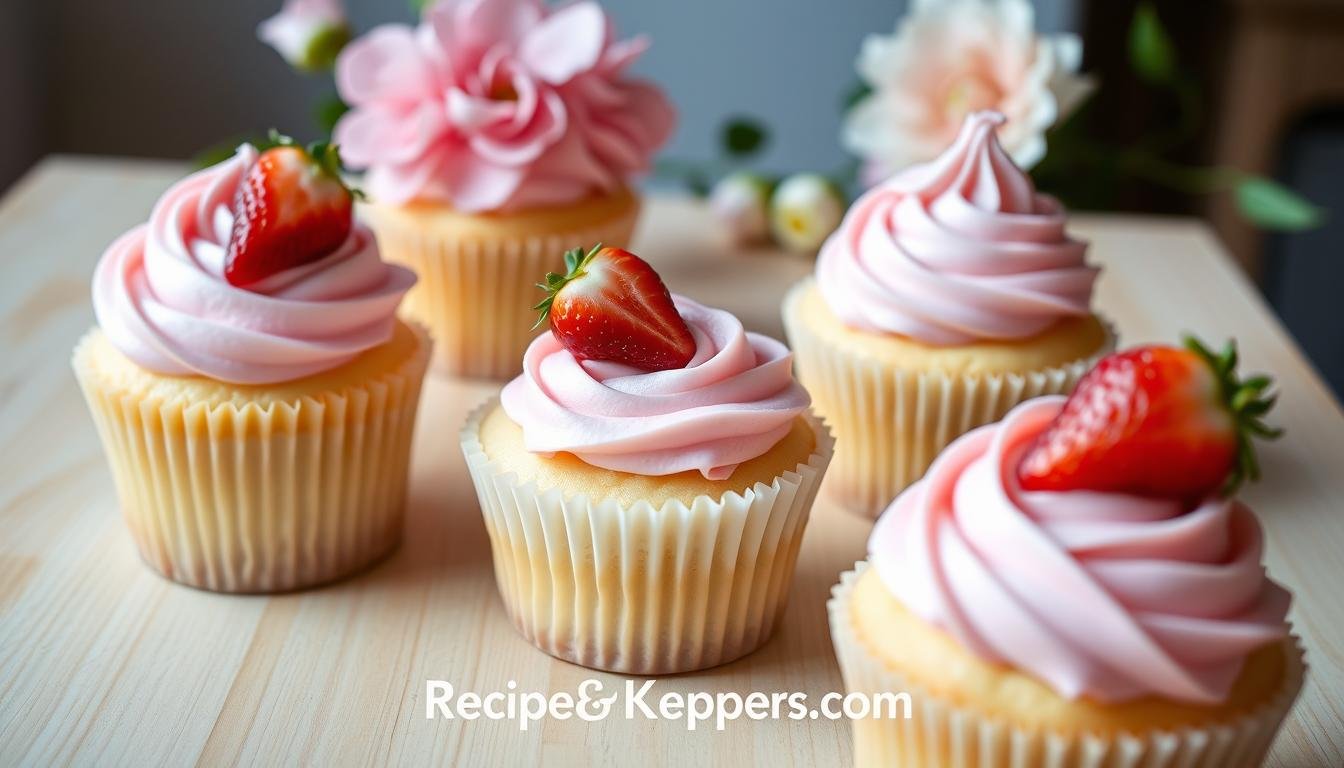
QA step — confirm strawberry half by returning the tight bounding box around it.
[534,244,696,371]
[224,135,356,288]
[1017,336,1282,498]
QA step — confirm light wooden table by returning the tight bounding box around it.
[1,157,1341,767]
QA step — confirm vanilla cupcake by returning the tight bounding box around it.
[74,142,430,593]
[334,0,675,379]
[783,110,1113,518]
[830,379,1303,766]
[461,247,832,673]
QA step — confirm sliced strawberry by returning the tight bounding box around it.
[224,136,356,288]
[534,244,696,371]
[1017,337,1281,498]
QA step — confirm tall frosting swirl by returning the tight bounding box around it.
[870,396,1290,704]
[500,296,810,479]
[817,110,1098,345]
[92,145,416,384]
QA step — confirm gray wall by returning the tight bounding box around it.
[0,1,47,189]
[3,0,1075,191]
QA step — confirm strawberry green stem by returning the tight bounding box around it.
[1183,335,1283,494]
[532,243,603,330]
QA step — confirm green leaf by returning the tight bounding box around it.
[686,170,711,197]
[721,117,768,158]
[841,80,872,113]
[298,24,351,72]
[1128,2,1177,84]
[1235,177,1325,231]
[410,0,436,14]
[314,94,350,137]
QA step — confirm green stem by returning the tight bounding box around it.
[1142,75,1203,155]
[1117,150,1243,194]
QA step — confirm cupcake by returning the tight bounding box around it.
[783,110,1113,518]
[460,245,833,674]
[829,340,1304,766]
[74,140,431,593]
[334,0,675,379]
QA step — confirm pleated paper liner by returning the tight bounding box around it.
[828,563,1306,768]
[460,400,836,675]
[72,324,432,594]
[361,195,640,380]
[784,282,1115,519]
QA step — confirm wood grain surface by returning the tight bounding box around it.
[0,157,1340,767]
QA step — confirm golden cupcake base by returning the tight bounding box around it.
[829,564,1305,768]
[72,321,432,593]
[360,191,640,381]
[783,278,1114,519]
[460,401,834,674]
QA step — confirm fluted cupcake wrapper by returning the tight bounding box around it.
[72,326,431,594]
[828,563,1306,768]
[460,401,835,675]
[784,288,1115,519]
[361,200,640,380]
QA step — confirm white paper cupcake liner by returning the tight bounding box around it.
[828,563,1306,768]
[460,401,835,674]
[784,284,1115,519]
[73,326,431,593]
[361,199,640,380]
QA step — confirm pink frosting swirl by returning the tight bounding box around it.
[333,0,675,212]
[92,145,416,385]
[817,110,1098,345]
[500,296,810,479]
[870,396,1291,704]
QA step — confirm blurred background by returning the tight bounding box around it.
[2,0,1342,394]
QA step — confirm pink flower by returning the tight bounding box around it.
[258,0,351,72]
[843,0,1093,184]
[334,0,675,212]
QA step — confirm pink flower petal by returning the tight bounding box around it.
[364,140,457,205]
[336,25,436,105]
[600,34,650,74]
[455,0,543,48]
[335,101,446,167]
[469,87,567,166]
[519,1,605,84]
[445,87,515,131]
[443,155,526,212]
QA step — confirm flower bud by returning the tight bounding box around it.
[709,172,772,246]
[769,174,846,252]
[258,0,351,73]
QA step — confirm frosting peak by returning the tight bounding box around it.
[500,296,809,479]
[817,110,1098,345]
[869,396,1290,704]
[92,145,416,384]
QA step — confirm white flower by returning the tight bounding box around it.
[709,172,772,245]
[258,0,351,72]
[843,0,1093,183]
[770,174,846,253]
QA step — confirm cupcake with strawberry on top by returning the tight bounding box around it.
[829,338,1304,767]
[783,110,1115,519]
[335,0,675,379]
[461,244,834,674]
[74,136,431,593]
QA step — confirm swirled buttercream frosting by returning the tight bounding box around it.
[92,145,416,384]
[500,296,810,479]
[817,110,1098,346]
[869,396,1290,704]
